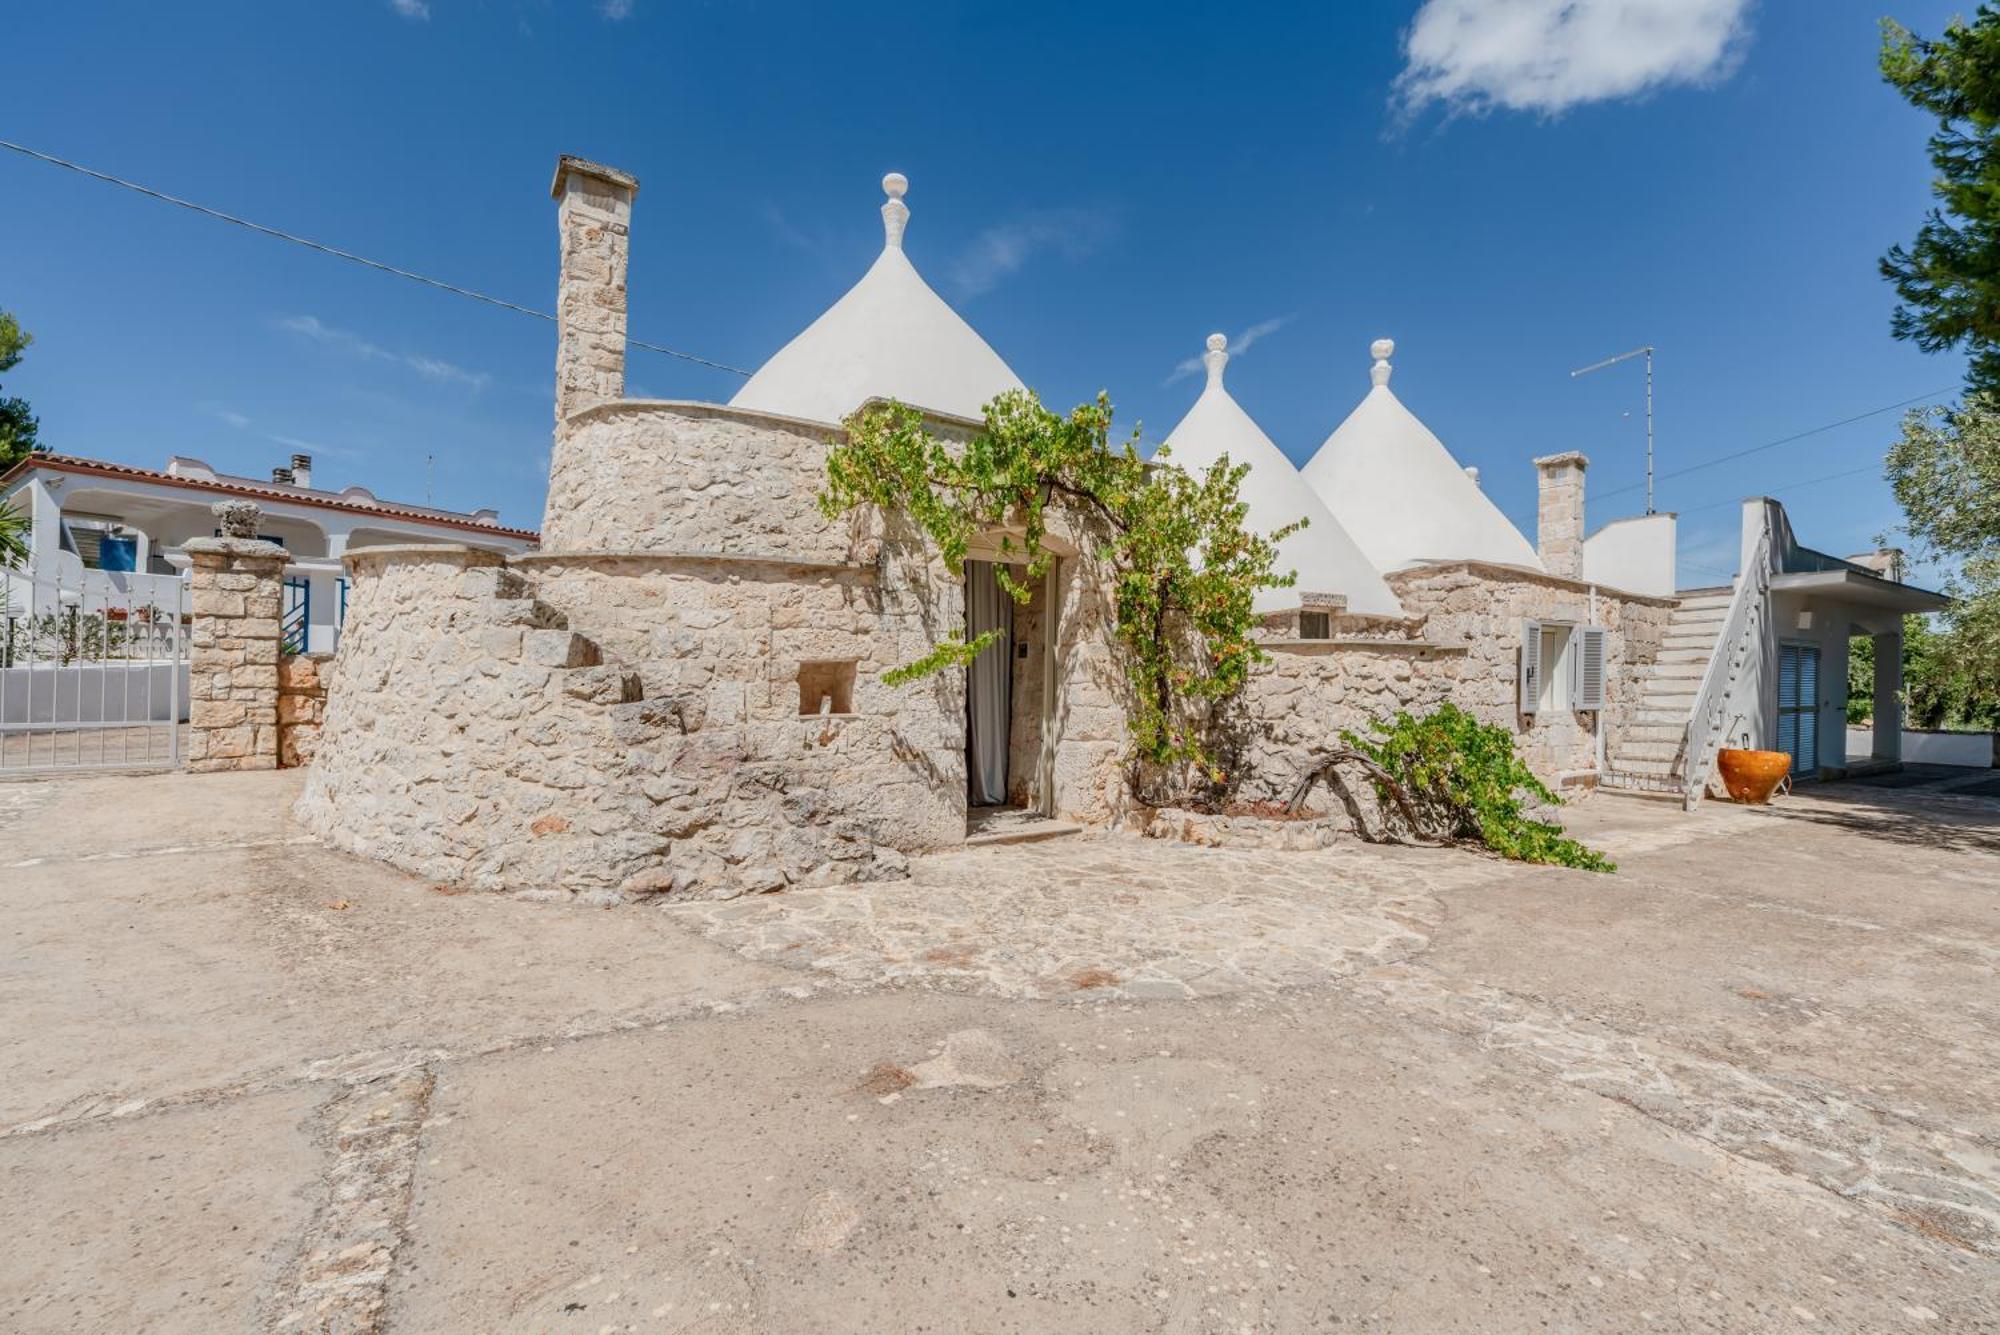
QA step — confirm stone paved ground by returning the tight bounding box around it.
[2,768,1997,1332]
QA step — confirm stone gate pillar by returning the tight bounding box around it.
[184,500,287,773]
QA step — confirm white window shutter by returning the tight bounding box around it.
[1575,626,1607,711]
[1519,619,1542,713]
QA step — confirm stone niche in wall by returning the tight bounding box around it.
[798,660,857,716]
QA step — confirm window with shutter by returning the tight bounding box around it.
[1573,626,1607,711]
[1519,618,1542,713]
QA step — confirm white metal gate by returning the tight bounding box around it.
[0,563,190,774]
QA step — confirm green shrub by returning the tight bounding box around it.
[1337,703,1615,872]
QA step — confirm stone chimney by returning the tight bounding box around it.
[290,452,313,489]
[1533,451,1588,580]
[550,155,640,426]
[1845,548,1905,582]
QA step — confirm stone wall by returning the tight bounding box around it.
[1233,641,1467,808]
[543,402,858,558]
[184,535,286,774]
[298,543,969,902]
[1042,550,1134,826]
[277,653,332,768]
[1388,561,1673,783]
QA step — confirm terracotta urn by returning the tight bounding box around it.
[1716,748,1792,804]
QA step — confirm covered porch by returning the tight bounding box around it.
[1767,562,1949,781]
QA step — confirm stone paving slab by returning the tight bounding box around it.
[671,834,1503,1001]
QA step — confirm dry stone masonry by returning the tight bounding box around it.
[185,504,287,773]
[277,653,332,769]
[294,153,1686,898]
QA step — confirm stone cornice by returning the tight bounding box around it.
[1386,559,1679,608]
[509,549,873,576]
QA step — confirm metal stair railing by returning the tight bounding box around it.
[1674,518,1774,811]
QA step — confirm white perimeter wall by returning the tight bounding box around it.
[1848,727,1995,768]
[1582,514,1677,599]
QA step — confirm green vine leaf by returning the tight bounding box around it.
[821,390,1299,789]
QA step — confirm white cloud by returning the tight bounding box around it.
[1165,316,1291,385]
[278,314,489,390]
[599,0,634,17]
[1394,0,1753,119]
[948,208,1117,298]
[388,0,431,20]
[201,404,253,430]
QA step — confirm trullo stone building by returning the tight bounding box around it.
[297,156,1945,899]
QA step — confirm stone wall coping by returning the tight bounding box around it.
[561,395,986,439]
[183,536,286,560]
[340,543,509,569]
[510,549,873,575]
[562,398,846,439]
[1261,638,1469,655]
[1387,558,1678,608]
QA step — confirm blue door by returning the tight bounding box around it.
[1777,644,1820,778]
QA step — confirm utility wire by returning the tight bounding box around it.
[1595,387,1955,502]
[1676,462,1885,518]
[0,137,753,377]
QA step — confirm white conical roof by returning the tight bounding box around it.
[1162,335,1405,617]
[1301,340,1543,572]
[730,173,1025,425]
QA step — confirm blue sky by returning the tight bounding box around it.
[0,0,1971,587]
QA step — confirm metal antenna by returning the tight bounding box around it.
[426,453,434,506]
[1571,345,1655,514]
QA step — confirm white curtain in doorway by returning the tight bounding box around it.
[965,561,1013,806]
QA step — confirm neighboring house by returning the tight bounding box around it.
[0,451,539,653]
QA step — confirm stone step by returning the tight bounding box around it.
[1607,755,1676,777]
[1599,769,1685,795]
[1656,647,1715,664]
[462,565,535,601]
[523,629,602,669]
[1620,723,1683,743]
[964,818,1084,849]
[1640,662,1709,682]
[1677,592,1735,609]
[1618,739,1680,762]
[490,597,568,631]
[1635,709,1690,728]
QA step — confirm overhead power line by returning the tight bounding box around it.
[1674,461,1886,518]
[0,137,752,377]
[1595,387,1955,503]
